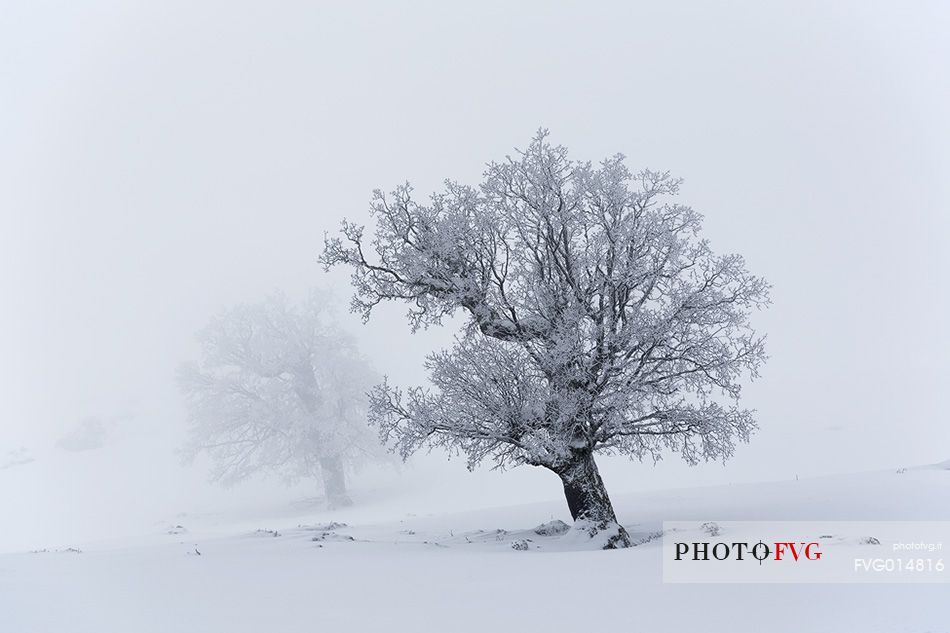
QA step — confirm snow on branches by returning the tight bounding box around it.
[177,290,383,507]
[322,131,769,542]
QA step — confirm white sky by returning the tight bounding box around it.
[2,1,949,545]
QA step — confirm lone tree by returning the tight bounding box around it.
[178,291,382,508]
[322,132,769,547]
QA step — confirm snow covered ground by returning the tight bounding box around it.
[3,462,948,632]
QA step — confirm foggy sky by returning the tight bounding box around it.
[2,1,949,547]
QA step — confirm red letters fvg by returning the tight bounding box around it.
[773,542,822,561]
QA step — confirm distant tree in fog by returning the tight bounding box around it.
[178,291,382,508]
[322,131,769,547]
[55,417,112,452]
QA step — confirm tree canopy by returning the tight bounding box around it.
[178,291,382,507]
[322,131,769,544]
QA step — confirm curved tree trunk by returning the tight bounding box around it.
[556,451,631,549]
[320,455,352,509]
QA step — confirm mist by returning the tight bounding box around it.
[3,0,949,556]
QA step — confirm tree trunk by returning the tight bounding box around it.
[320,455,352,509]
[556,451,631,549]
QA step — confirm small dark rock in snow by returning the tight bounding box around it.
[511,540,531,551]
[534,520,570,536]
[859,536,881,545]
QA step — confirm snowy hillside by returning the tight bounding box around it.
[3,463,948,633]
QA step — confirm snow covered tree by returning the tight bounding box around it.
[178,291,382,508]
[321,131,769,547]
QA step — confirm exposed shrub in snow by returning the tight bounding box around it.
[702,521,722,536]
[534,520,570,536]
